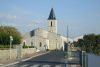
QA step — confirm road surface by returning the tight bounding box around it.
[3,51,66,67]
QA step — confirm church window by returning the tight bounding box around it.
[51,21,52,26]
[39,42,42,47]
[23,42,25,45]
[30,30,35,37]
[31,42,33,46]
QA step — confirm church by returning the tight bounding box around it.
[23,8,73,50]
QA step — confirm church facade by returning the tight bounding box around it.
[23,8,72,50]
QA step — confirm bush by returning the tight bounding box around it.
[22,44,28,48]
[46,49,49,51]
[29,46,35,48]
[0,44,14,48]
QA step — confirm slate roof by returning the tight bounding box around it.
[48,8,56,20]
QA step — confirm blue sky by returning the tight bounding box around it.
[0,0,100,38]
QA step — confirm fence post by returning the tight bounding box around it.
[64,63,67,67]
[81,51,88,67]
[64,59,67,67]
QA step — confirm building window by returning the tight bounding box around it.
[23,42,25,45]
[31,42,33,46]
[30,30,35,37]
[39,42,42,47]
[51,21,52,26]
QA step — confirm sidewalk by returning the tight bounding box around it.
[0,50,49,65]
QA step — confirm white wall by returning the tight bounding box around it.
[0,48,36,60]
[47,32,62,50]
[48,20,57,33]
[22,28,72,50]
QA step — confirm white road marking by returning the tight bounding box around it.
[55,65,62,67]
[43,65,51,67]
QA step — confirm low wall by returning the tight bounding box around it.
[22,48,36,58]
[0,48,36,60]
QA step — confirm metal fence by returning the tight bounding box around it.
[65,51,88,67]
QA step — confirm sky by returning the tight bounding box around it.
[0,0,100,38]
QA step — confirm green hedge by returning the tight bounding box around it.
[0,44,14,48]
[22,44,28,48]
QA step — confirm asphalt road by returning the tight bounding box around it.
[3,51,66,67]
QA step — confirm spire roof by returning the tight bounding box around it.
[48,8,56,20]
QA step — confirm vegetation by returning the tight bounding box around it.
[73,34,100,55]
[0,26,22,47]
[22,44,29,48]
[22,44,35,48]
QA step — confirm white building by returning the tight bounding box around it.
[23,8,72,50]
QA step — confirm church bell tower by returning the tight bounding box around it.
[48,8,57,33]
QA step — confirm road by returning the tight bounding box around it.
[3,51,66,67]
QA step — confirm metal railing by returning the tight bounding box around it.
[64,51,88,67]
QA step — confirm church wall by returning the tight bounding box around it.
[35,28,48,38]
[22,30,72,51]
[23,29,49,51]
[35,36,47,50]
[57,35,62,49]
[23,32,32,46]
[48,32,62,50]
[48,20,57,33]
[48,20,57,27]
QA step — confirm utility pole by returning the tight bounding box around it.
[67,25,71,58]
[67,25,69,43]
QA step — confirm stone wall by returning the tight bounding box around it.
[0,48,36,60]
[22,48,36,58]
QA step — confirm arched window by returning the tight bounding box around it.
[23,42,25,45]
[39,42,42,47]
[51,21,52,26]
[31,42,33,46]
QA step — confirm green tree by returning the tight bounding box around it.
[0,26,22,45]
[73,34,100,55]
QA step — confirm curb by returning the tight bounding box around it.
[2,51,50,67]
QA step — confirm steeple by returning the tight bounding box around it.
[48,8,57,33]
[48,8,56,20]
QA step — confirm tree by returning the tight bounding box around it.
[83,34,96,52]
[73,33,100,55]
[0,26,22,45]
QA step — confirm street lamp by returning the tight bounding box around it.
[10,36,13,59]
